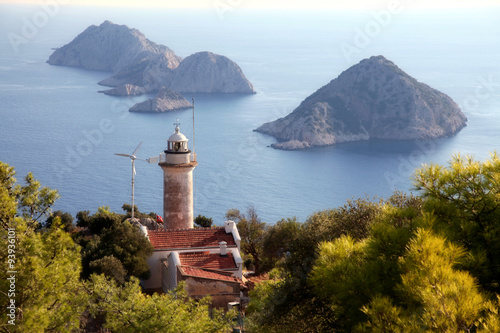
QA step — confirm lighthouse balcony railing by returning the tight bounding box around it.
[152,153,196,165]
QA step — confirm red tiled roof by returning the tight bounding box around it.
[179,266,241,283]
[179,252,237,270]
[148,227,236,250]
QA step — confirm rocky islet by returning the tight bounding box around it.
[128,87,193,113]
[255,56,467,150]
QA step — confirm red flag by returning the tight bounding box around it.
[156,215,164,223]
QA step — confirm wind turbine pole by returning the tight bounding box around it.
[115,141,142,221]
[131,159,135,219]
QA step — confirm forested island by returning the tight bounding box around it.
[2,152,500,332]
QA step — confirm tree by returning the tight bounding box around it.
[227,206,267,273]
[361,198,423,301]
[360,228,500,332]
[307,197,380,241]
[245,193,424,332]
[88,255,127,284]
[0,162,59,229]
[0,161,16,192]
[86,206,122,234]
[79,208,154,281]
[260,217,301,271]
[11,219,87,332]
[280,196,385,278]
[194,214,213,228]
[414,153,500,293]
[76,210,90,228]
[85,274,235,333]
[0,162,86,332]
[246,273,336,333]
[16,172,59,226]
[122,203,156,219]
[309,236,370,330]
[0,161,17,228]
[307,217,500,332]
[44,210,74,232]
[400,228,493,331]
[225,208,241,221]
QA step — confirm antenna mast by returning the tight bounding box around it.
[192,97,196,161]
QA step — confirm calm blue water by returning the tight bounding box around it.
[1,5,499,224]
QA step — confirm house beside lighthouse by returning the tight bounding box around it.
[141,122,243,309]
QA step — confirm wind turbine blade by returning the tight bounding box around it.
[133,161,137,175]
[115,153,131,157]
[132,141,143,156]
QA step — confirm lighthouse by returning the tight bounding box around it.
[141,120,244,306]
[158,122,197,229]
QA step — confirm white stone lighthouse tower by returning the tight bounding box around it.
[158,122,197,229]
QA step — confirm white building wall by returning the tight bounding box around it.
[228,248,243,279]
[142,251,170,290]
[225,220,241,251]
[162,252,181,292]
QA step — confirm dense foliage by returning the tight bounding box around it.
[85,275,234,333]
[244,153,500,332]
[414,153,500,294]
[0,162,84,332]
[226,206,267,273]
[194,214,214,228]
[77,206,154,282]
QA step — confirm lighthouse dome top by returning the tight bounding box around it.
[166,123,190,154]
[168,126,188,143]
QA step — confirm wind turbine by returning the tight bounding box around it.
[115,141,143,219]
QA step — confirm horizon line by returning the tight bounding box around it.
[1,0,500,10]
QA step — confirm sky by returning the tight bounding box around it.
[1,0,499,9]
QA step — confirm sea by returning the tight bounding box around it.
[1,4,499,224]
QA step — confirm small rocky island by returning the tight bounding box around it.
[47,21,255,112]
[129,87,192,113]
[255,56,467,150]
[98,84,146,96]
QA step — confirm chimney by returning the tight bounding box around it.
[219,241,227,256]
[225,220,234,233]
